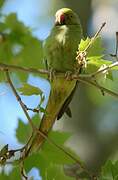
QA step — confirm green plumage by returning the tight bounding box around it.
[44,25,82,71]
[27,8,83,152]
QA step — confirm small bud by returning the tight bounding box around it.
[76,51,87,68]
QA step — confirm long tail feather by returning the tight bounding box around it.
[26,78,76,154]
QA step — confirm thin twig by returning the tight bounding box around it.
[0,63,49,75]
[84,22,106,52]
[76,77,118,99]
[24,105,40,113]
[90,61,118,77]
[85,22,106,52]
[5,70,36,131]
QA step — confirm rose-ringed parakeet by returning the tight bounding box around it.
[27,8,83,153]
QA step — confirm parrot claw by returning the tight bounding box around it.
[49,68,56,81]
[65,71,72,80]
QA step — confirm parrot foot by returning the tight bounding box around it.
[49,68,56,81]
[65,71,73,80]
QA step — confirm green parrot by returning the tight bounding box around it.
[27,8,83,153]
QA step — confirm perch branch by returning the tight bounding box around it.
[0,62,118,99]
[0,60,118,79]
[0,63,49,75]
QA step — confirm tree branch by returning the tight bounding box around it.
[1,62,118,99]
[90,61,118,77]
[76,77,118,99]
[0,63,49,75]
[0,61,118,78]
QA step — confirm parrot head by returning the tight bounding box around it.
[55,8,80,26]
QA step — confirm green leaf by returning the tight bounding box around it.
[48,130,71,145]
[17,83,43,96]
[88,37,104,58]
[25,153,74,180]
[24,130,82,179]
[79,37,104,58]
[100,160,118,180]
[24,130,80,179]
[79,38,90,51]
[40,131,80,165]
[16,119,31,143]
[5,13,30,38]
[45,165,74,180]
[84,58,113,80]
[16,114,40,143]
[86,58,111,72]
[17,36,44,68]
[25,152,48,178]
[79,37,115,80]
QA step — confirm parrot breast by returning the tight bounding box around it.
[44,24,82,72]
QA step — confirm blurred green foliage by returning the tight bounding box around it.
[0,13,44,81]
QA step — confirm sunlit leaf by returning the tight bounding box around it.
[79,37,104,58]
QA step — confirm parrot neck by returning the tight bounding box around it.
[54,24,82,45]
[55,25,68,43]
